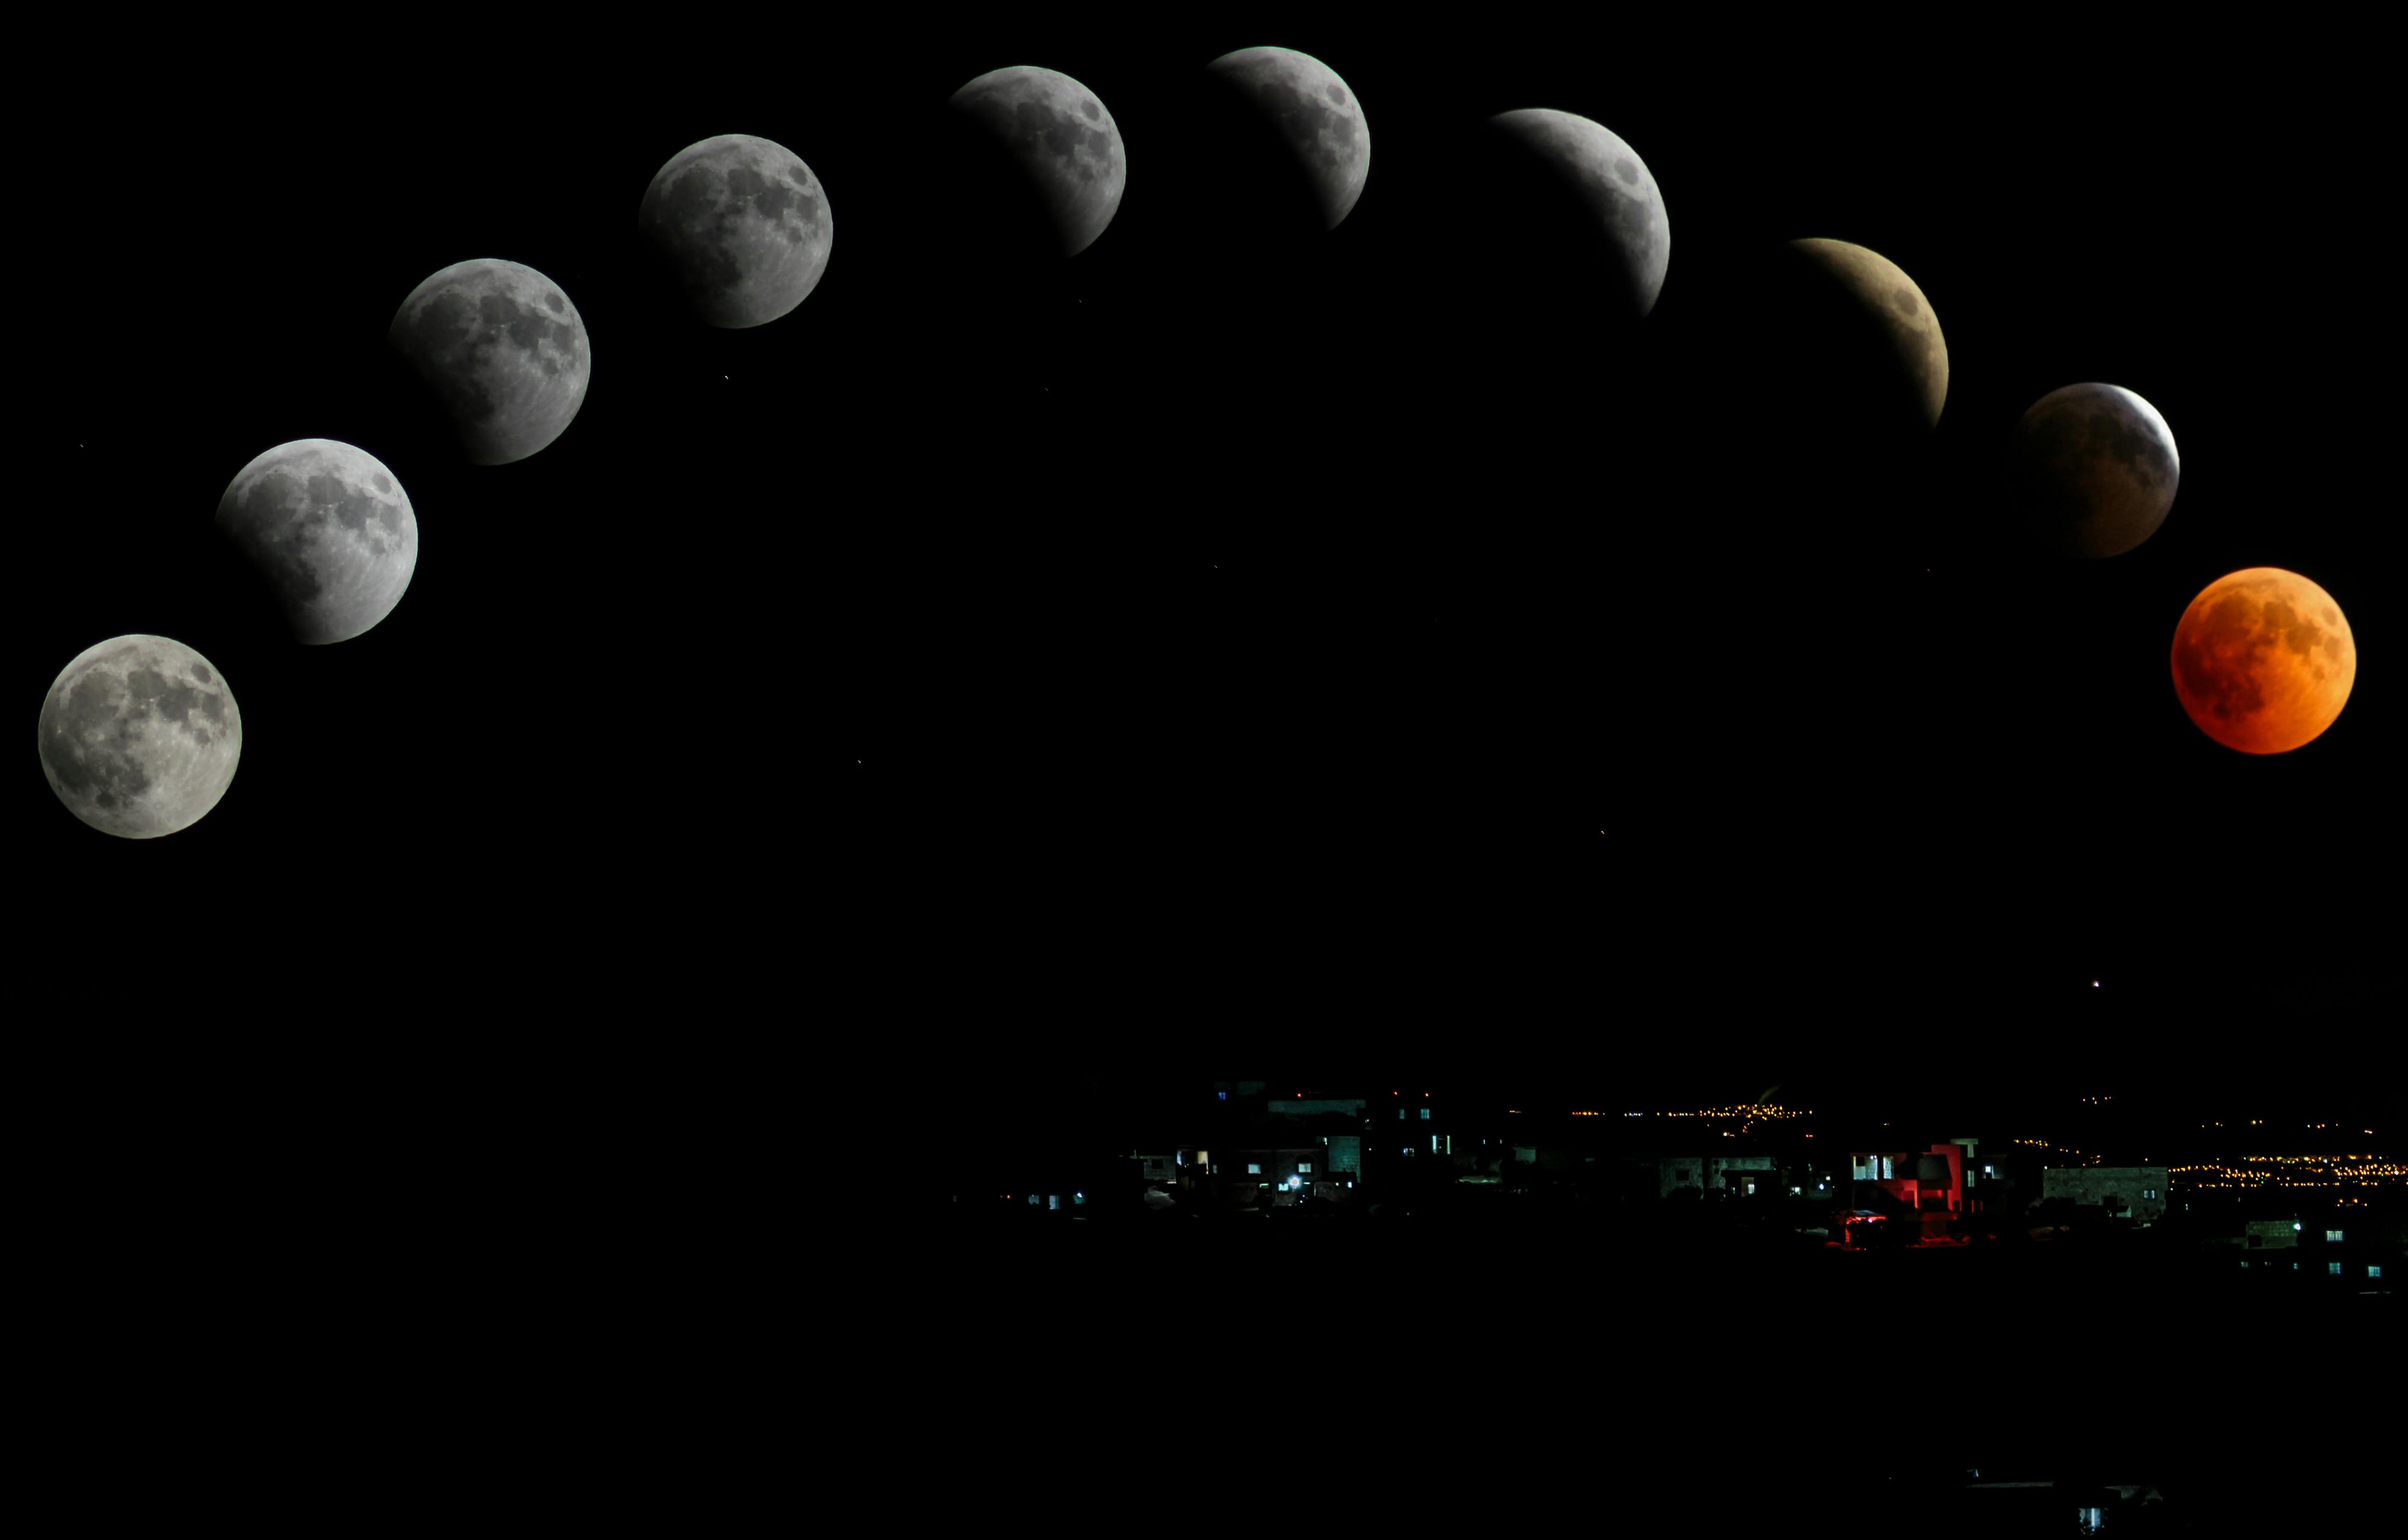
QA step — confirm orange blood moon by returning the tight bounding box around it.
[2170,568,2355,754]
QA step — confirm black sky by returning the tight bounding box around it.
[29,19,2391,1116]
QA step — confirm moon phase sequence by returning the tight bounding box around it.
[36,48,2368,867]
[39,636,241,838]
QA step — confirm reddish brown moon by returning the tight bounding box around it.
[2170,568,2356,754]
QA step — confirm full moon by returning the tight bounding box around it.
[638,134,832,328]
[2171,568,2355,754]
[1203,46,1370,232]
[2009,383,2180,557]
[215,439,417,644]
[946,66,1126,258]
[388,258,591,465]
[38,635,241,838]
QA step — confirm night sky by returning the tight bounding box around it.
[32,20,2389,1108]
[21,25,2398,1530]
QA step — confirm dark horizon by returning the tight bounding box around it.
[922,1061,2398,1137]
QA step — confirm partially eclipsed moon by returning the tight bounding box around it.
[215,438,417,644]
[639,133,832,328]
[1484,108,1670,322]
[1782,238,1949,429]
[2010,383,2179,557]
[1205,46,1370,232]
[38,635,241,837]
[948,66,1127,258]
[388,258,591,465]
[2171,568,2354,754]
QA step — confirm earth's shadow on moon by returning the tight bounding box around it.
[927,106,1083,288]
[1660,240,1949,570]
[1155,64,1341,261]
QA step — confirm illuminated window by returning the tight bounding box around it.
[1420,1108,1431,1120]
[2372,1265,2385,1279]
[1218,1091,1228,1101]
[1298,1161,1312,1174]
[1247,1163,1262,1175]
[2144,1188,2157,1200]
[2327,1229,2344,1243]
[2329,1262,2343,1276]
[1399,1109,1406,1120]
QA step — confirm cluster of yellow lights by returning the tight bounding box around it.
[2003,1135,2100,1174]
[1559,1104,1815,1126]
[2168,1155,2406,1190]
[1649,1103,1814,1136]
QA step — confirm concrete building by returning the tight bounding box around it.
[2040,1166,2170,1227]
[1850,1143,1970,1238]
[1218,1138,1350,1206]
[2244,1218,2299,1250]
[1658,1153,1780,1199]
